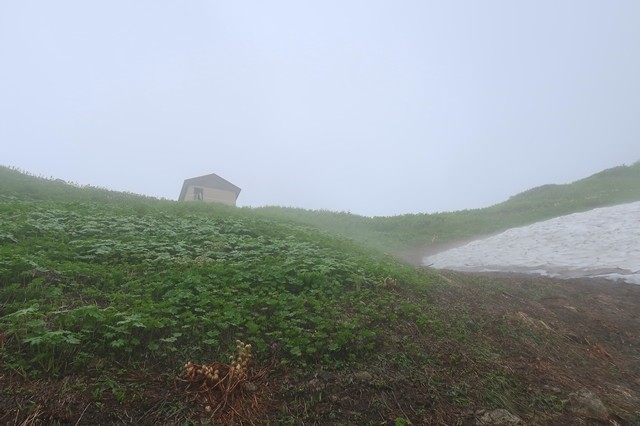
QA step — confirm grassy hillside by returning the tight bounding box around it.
[257,161,640,255]
[0,167,416,368]
[0,166,432,423]
[1,165,639,424]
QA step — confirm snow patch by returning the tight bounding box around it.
[423,202,640,285]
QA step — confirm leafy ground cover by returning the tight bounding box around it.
[0,173,420,370]
[1,165,640,424]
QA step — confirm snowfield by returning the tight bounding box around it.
[423,201,640,284]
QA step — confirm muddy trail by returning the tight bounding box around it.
[426,270,640,424]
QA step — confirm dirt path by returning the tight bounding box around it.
[424,269,640,424]
[397,240,640,423]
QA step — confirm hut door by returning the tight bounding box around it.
[194,187,204,200]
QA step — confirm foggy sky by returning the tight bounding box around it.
[2,1,639,217]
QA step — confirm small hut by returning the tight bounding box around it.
[178,173,241,206]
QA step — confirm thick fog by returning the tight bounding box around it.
[2,1,639,216]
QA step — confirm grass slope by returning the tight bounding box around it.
[1,165,639,424]
[256,161,640,256]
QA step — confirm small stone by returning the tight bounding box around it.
[307,378,325,391]
[543,385,562,393]
[353,371,373,381]
[477,409,522,425]
[569,388,608,420]
[317,370,337,381]
[243,381,258,392]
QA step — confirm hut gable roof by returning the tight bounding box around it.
[178,173,241,201]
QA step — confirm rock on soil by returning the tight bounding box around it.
[352,371,373,382]
[568,388,608,420]
[476,408,522,425]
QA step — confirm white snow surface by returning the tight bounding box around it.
[423,201,640,284]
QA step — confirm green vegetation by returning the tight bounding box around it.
[1,166,437,422]
[256,161,640,253]
[0,166,423,376]
[1,163,639,424]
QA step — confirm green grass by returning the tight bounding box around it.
[2,161,639,375]
[255,161,640,252]
[0,166,429,378]
[2,163,640,424]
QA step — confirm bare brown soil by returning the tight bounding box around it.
[2,268,640,425]
[425,270,640,424]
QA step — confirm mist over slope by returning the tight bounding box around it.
[257,161,640,254]
[3,161,640,257]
